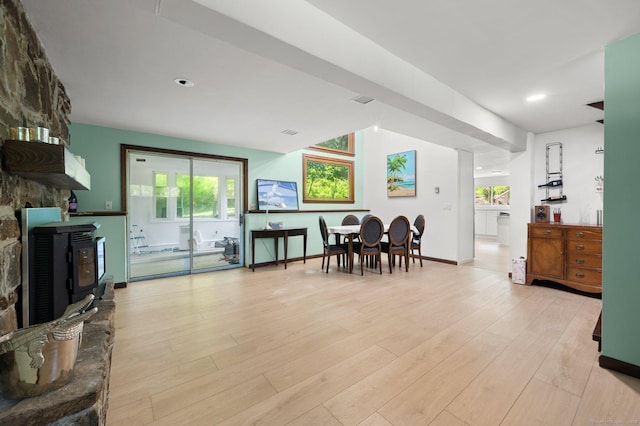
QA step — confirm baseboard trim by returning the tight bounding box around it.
[599,355,640,379]
[249,255,312,270]
[423,256,457,265]
[249,254,458,269]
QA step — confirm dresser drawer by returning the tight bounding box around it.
[566,240,602,255]
[566,267,602,286]
[530,226,563,238]
[566,254,602,269]
[566,229,602,241]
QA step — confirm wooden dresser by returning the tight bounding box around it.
[526,223,602,293]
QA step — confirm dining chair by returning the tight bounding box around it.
[381,215,411,273]
[357,215,384,275]
[319,216,348,273]
[360,214,372,224]
[411,214,425,266]
[338,214,361,264]
[337,214,360,242]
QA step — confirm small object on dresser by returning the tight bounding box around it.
[269,222,284,230]
[534,205,550,223]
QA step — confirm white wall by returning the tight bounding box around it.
[509,124,604,271]
[363,127,463,262]
[509,133,535,262]
[458,150,475,263]
[533,123,604,225]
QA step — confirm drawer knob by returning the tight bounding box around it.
[576,232,584,238]
[576,272,585,278]
[543,230,551,235]
[576,244,585,250]
[576,258,585,264]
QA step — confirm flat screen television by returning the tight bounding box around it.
[256,179,299,211]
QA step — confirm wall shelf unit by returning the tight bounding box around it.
[539,142,566,204]
[2,139,90,190]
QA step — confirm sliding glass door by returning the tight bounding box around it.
[126,148,244,280]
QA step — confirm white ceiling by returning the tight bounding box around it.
[21,0,640,177]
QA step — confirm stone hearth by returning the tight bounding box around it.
[0,284,115,425]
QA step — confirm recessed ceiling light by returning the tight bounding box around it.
[373,125,379,132]
[526,93,546,102]
[476,166,483,170]
[174,78,195,87]
[491,170,502,175]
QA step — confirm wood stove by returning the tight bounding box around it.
[21,222,106,327]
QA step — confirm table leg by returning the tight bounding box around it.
[303,232,307,263]
[252,235,256,272]
[349,234,354,274]
[274,236,279,267]
[283,231,289,269]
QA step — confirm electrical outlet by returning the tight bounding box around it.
[105,201,112,210]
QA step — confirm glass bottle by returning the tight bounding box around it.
[68,191,78,212]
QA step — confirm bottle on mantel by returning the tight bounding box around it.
[538,179,563,188]
[68,191,78,213]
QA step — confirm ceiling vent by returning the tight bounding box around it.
[281,129,299,136]
[352,95,375,105]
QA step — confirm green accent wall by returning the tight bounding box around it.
[602,33,640,366]
[69,123,366,268]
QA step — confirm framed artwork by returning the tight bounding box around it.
[303,154,354,203]
[308,133,355,156]
[256,179,299,211]
[387,150,416,197]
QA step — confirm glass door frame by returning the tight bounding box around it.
[121,144,248,281]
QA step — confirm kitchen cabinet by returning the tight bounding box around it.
[475,209,500,236]
[526,223,602,293]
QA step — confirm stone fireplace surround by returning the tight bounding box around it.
[1,1,114,423]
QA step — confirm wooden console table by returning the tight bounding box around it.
[251,227,307,271]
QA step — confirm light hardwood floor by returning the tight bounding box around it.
[107,253,640,425]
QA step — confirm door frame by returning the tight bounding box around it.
[121,144,248,278]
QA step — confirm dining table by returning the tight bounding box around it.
[327,223,418,273]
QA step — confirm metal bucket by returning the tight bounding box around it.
[0,322,83,400]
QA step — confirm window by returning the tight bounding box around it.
[175,174,189,218]
[475,185,510,205]
[303,154,354,203]
[226,178,236,218]
[176,174,219,218]
[154,172,168,218]
[308,133,355,156]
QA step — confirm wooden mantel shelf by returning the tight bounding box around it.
[2,139,90,190]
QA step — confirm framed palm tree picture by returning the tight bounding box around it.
[387,150,416,197]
